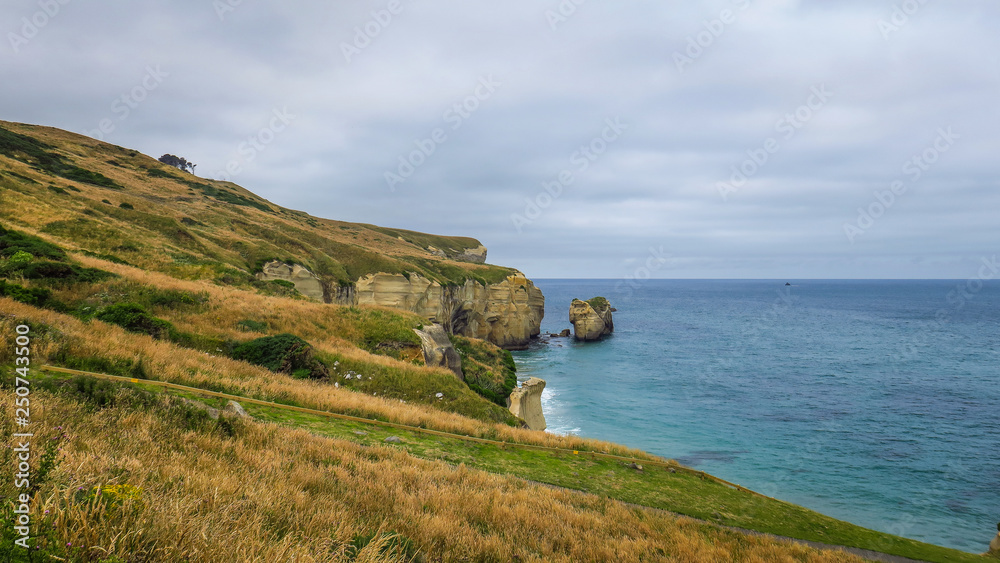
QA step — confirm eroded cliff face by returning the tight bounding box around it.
[347,272,544,350]
[414,324,464,380]
[508,378,546,431]
[255,262,544,349]
[257,261,325,301]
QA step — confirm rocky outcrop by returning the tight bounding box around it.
[453,245,487,264]
[507,378,546,431]
[569,297,614,341]
[426,244,487,264]
[988,523,1000,555]
[346,272,544,350]
[414,324,463,379]
[256,261,325,301]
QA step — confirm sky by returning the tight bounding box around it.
[2,0,999,279]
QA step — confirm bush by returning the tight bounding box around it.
[450,335,518,406]
[236,319,268,332]
[0,279,53,307]
[18,261,116,283]
[230,333,329,379]
[94,303,173,339]
[119,202,134,210]
[0,225,66,260]
[148,288,205,308]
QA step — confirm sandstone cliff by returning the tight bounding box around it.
[256,261,325,301]
[414,324,464,379]
[569,297,614,341]
[258,261,544,349]
[507,378,547,431]
[347,272,544,350]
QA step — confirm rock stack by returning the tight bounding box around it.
[569,297,614,341]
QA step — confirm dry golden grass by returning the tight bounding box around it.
[0,388,865,562]
[0,297,657,459]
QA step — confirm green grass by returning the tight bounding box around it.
[317,350,520,426]
[450,335,518,406]
[230,333,329,379]
[29,370,987,563]
[0,124,122,190]
[585,296,610,312]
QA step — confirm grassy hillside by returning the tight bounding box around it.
[0,121,514,290]
[0,122,991,562]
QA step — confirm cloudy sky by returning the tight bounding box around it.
[3,0,998,279]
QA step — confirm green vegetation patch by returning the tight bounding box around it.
[0,279,55,307]
[585,296,610,312]
[450,335,518,406]
[231,333,329,379]
[95,303,174,339]
[0,225,66,260]
[0,125,123,189]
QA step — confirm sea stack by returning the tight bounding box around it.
[507,378,547,431]
[569,297,614,341]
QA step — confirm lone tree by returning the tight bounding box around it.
[158,154,196,174]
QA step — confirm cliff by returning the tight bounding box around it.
[507,378,547,431]
[345,271,544,350]
[569,297,614,341]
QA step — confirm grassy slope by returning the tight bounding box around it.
[0,384,868,563]
[0,121,514,288]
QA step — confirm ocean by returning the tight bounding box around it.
[510,279,1000,553]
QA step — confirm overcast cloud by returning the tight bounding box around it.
[3,0,998,279]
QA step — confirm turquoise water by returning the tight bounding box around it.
[511,280,999,553]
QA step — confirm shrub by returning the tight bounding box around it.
[236,319,268,333]
[450,335,518,406]
[0,225,66,260]
[94,303,174,339]
[148,288,205,308]
[18,261,116,283]
[119,202,134,210]
[0,279,53,307]
[230,333,329,379]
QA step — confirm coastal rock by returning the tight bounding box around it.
[989,523,1000,554]
[453,244,488,264]
[425,244,486,263]
[569,297,614,341]
[414,324,464,380]
[256,261,325,301]
[559,329,571,338]
[507,377,546,431]
[223,400,248,418]
[348,272,544,350]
